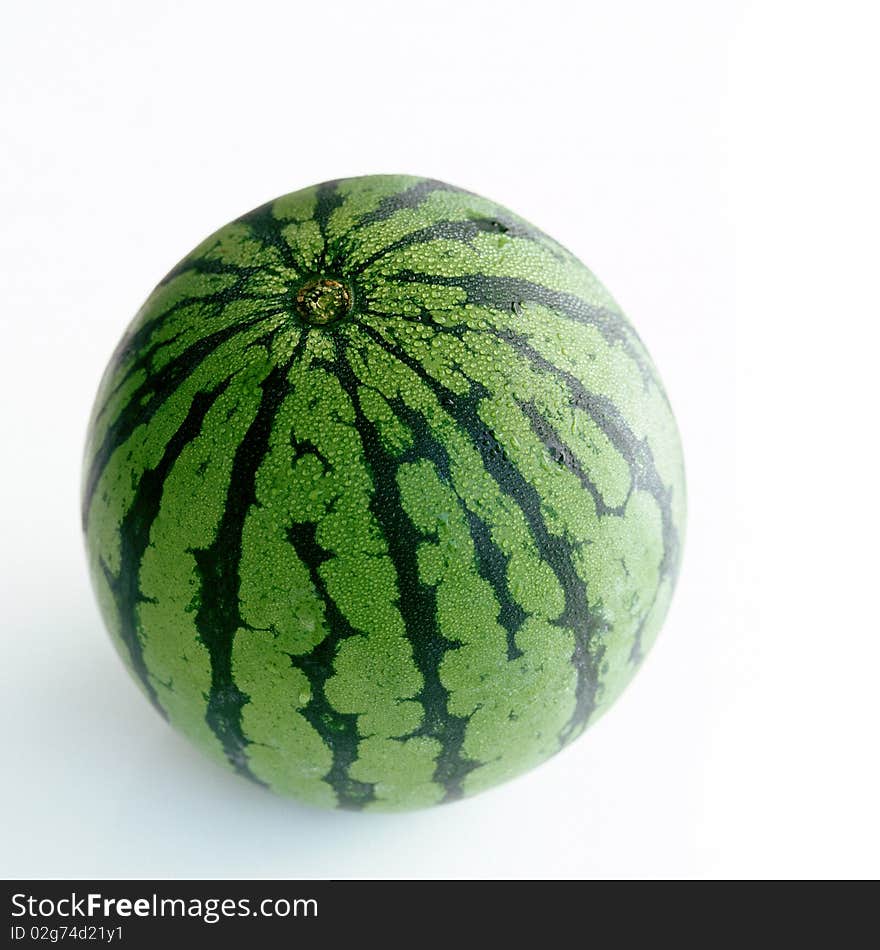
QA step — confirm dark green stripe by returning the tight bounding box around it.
[336,344,478,803]
[329,179,472,268]
[96,276,251,420]
[174,257,270,280]
[285,513,377,810]
[496,327,680,581]
[491,326,680,665]
[312,180,345,273]
[385,389,526,663]
[381,308,679,580]
[82,316,278,531]
[281,427,376,809]
[354,179,467,229]
[99,380,231,716]
[239,200,304,272]
[357,323,600,743]
[463,505,526,662]
[95,292,236,427]
[349,218,544,278]
[156,251,255,288]
[518,399,626,518]
[378,391,487,796]
[92,323,191,433]
[383,270,659,390]
[191,360,291,783]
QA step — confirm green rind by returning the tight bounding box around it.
[83,175,686,811]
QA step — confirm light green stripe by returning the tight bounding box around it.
[136,366,267,761]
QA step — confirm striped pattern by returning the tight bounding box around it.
[83,176,685,810]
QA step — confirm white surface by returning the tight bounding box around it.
[1,0,877,880]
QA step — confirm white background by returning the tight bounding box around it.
[1,0,878,879]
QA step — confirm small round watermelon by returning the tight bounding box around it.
[83,175,685,810]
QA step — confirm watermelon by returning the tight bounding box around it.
[83,175,685,811]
